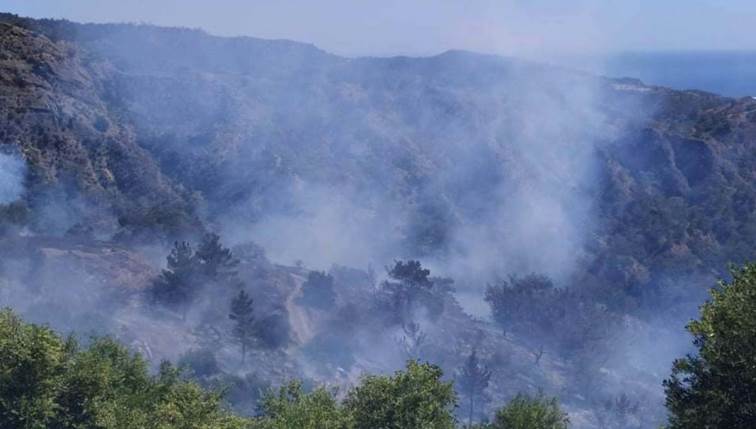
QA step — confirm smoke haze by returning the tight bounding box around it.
[0,153,25,204]
[0,6,753,428]
[5,0,756,57]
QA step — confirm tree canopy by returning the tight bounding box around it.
[378,260,449,326]
[344,360,457,429]
[0,309,246,429]
[229,289,256,363]
[0,310,577,428]
[664,263,756,428]
[489,393,569,429]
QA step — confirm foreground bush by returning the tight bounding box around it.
[344,360,457,429]
[251,361,457,429]
[251,381,346,429]
[488,393,569,429]
[664,263,756,428]
[0,309,247,429]
[0,309,573,428]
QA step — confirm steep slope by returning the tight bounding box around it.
[0,21,196,238]
[71,23,756,313]
[1,14,755,310]
[2,15,755,427]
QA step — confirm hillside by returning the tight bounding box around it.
[0,21,198,239]
[0,13,755,428]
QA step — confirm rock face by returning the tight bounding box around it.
[0,21,195,236]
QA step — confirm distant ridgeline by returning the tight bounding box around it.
[599,51,756,98]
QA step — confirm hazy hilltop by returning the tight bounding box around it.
[2,12,754,292]
[1,13,756,428]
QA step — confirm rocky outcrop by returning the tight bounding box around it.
[0,21,195,237]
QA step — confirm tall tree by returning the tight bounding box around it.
[151,241,196,318]
[380,260,447,325]
[229,289,256,364]
[664,263,756,429]
[196,232,239,283]
[457,349,492,427]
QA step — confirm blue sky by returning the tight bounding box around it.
[4,0,756,57]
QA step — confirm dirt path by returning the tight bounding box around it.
[285,273,316,345]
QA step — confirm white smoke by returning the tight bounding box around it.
[0,153,26,204]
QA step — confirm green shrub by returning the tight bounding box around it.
[252,381,346,429]
[0,309,248,429]
[489,393,569,429]
[344,360,457,429]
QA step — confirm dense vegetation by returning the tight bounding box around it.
[485,275,619,364]
[6,257,756,428]
[489,394,569,429]
[0,309,247,428]
[0,308,572,428]
[664,263,756,428]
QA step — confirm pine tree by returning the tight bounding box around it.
[457,349,492,427]
[195,232,239,282]
[229,289,255,364]
[380,260,445,325]
[151,241,196,319]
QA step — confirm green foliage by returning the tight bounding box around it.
[485,274,562,339]
[485,274,618,361]
[252,381,347,429]
[0,310,579,428]
[250,362,579,429]
[378,260,449,326]
[489,394,569,429]
[151,241,197,315]
[664,263,756,429]
[299,271,336,310]
[388,261,432,288]
[344,360,457,429]
[0,308,68,427]
[229,289,256,363]
[195,233,240,282]
[151,234,243,319]
[211,372,271,418]
[0,309,248,429]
